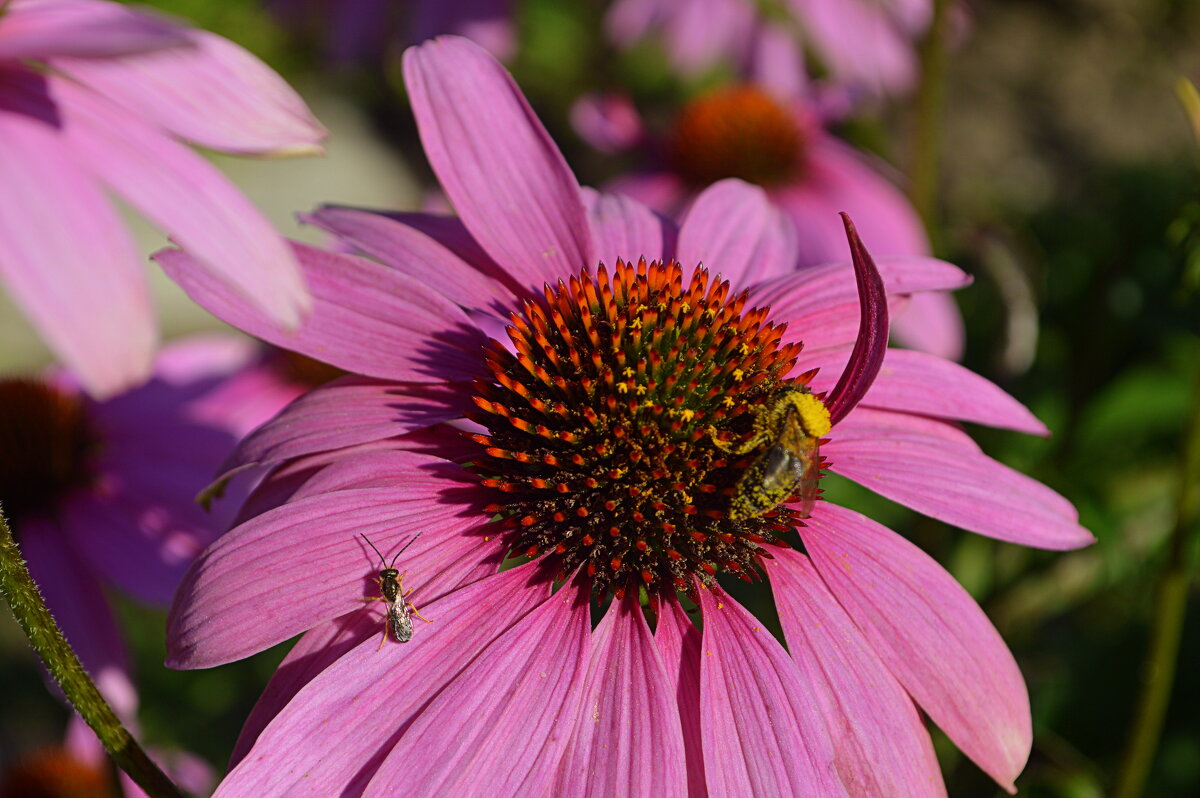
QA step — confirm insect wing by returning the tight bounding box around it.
[388,601,414,643]
[777,411,822,518]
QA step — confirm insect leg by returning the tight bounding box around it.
[409,603,433,624]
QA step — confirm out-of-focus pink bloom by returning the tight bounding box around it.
[606,0,932,98]
[0,335,304,721]
[584,83,965,359]
[0,0,325,398]
[266,0,516,64]
[162,37,1091,796]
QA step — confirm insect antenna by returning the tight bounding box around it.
[361,534,388,569]
[388,531,423,568]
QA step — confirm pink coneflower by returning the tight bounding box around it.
[579,83,965,359]
[606,0,931,98]
[0,0,325,398]
[162,36,1092,796]
[0,336,299,720]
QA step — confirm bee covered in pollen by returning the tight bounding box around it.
[710,385,832,520]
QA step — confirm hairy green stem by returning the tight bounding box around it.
[0,510,184,798]
[910,0,951,241]
[1112,357,1200,798]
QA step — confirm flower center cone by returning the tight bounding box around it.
[470,258,830,600]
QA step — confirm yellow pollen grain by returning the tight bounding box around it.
[630,318,643,329]
[635,385,647,396]
[796,392,832,437]
[679,409,695,422]
[732,369,745,383]
[681,301,691,313]
[737,343,751,356]
[622,367,635,378]
[617,383,629,394]
[722,396,734,408]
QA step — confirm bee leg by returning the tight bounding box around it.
[363,596,385,602]
[409,603,433,624]
[708,425,767,455]
[376,625,388,651]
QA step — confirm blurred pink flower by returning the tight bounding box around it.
[266,0,516,64]
[0,0,326,398]
[578,83,966,359]
[606,0,931,98]
[0,335,302,721]
[162,36,1092,797]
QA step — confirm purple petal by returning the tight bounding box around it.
[48,76,310,330]
[782,0,918,96]
[569,92,644,154]
[654,597,709,798]
[859,349,1048,434]
[826,409,1096,549]
[750,22,808,101]
[20,518,135,716]
[660,0,756,75]
[824,214,888,424]
[51,30,327,155]
[676,179,798,286]
[697,587,847,798]
[363,582,592,797]
[552,595,686,797]
[403,36,595,289]
[155,243,485,383]
[301,205,516,311]
[0,80,155,398]
[230,610,377,767]
[215,564,551,796]
[0,0,186,59]
[753,255,970,326]
[778,135,931,267]
[803,504,1031,791]
[583,188,674,268]
[167,461,500,668]
[767,550,947,797]
[222,377,468,475]
[410,0,517,60]
[891,291,965,361]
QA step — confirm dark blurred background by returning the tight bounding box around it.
[1,1,1198,796]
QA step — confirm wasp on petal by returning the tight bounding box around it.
[362,533,432,647]
[710,385,831,520]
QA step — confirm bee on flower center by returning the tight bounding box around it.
[709,385,831,520]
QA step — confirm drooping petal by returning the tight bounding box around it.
[363,582,592,798]
[824,214,888,424]
[301,206,517,311]
[167,459,500,668]
[216,564,550,797]
[653,597,709,798]
[230,609,377,768]
[155,243,485,384]
[552,595,687,797]
[403,36,595,289]
[0,76,155,398]
[20,518,135,717]
[766,550,947,797]
[803,504,1031,792]
[220,377,467,475]
[0,0,186,59]
[675,179,798,285]
[826,409,1095,550]
[51,30,326,155]
[39,77,309,333]
[583,188,674,268]
[860,349,1048,435]
[696,587,847,798]
[776,135,930,267]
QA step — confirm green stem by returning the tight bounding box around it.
[910,0,951,242]
[0,510,184,798]
[1111,356,1200,798]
